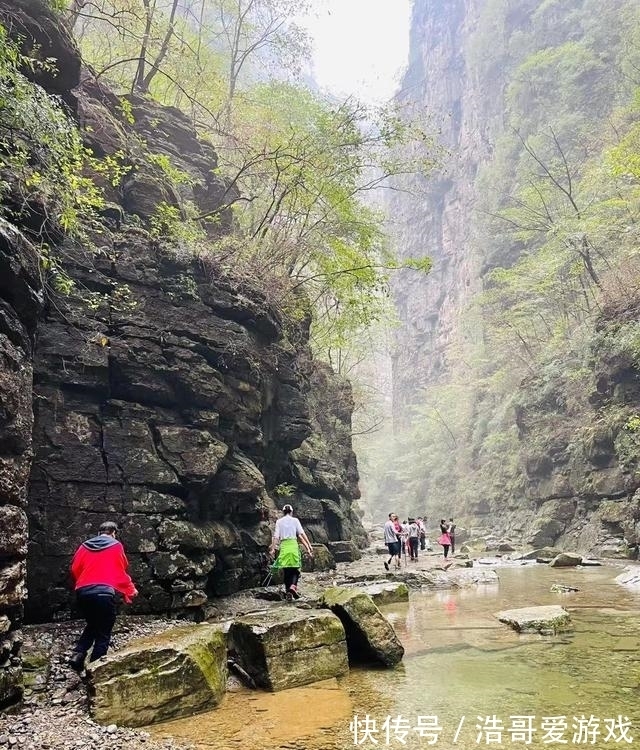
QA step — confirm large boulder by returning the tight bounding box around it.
[321,587,404,666]
[549,552,582,568]
[516,547,560,562]
[228,608,348,691]
[494,605,572,635]
[88,624,227,727]
[302,544,336,572]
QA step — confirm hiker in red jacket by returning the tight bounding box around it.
[68,521,137,672]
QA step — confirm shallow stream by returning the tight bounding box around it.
[150,563,640,750]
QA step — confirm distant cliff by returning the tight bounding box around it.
[383,0,640,556]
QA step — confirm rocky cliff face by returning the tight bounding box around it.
[0,0,364,702]
[505,300,640,556]
[388,0,493,418]
[26,236,317,619]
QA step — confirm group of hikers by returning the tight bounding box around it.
[383,514,456,569]
[66,505,314,671]
[66,505,457,672]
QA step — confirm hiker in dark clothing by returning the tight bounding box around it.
[68,521,137,672]
[408,518,420,561]
[448,517,456,555]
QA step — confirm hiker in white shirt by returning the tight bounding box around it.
[269,504,313,600]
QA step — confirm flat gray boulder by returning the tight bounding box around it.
[495,605,572,635]
[450,568,499,586]
[549,552,582,567]
[516,547,559,561]
[88,624,227,727]
[228,608,348,691]
[322,587,404,666]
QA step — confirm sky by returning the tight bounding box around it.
[299,0,413,103]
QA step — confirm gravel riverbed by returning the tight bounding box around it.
[0,618,195,750]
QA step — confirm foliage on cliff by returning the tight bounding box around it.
[52,0,434,358]
[0,27,101,242]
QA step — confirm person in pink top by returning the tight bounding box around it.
[437,519,452,559]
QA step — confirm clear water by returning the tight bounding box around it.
[150,563,640,750]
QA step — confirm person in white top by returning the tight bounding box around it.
[269,504,313,600]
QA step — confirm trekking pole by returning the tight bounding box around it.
[261,570,273,587]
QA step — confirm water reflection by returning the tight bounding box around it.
[150,563,640,750]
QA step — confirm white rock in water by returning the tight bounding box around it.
[615,567,640,587]
[106,724,118,734]
[495,605,572,635]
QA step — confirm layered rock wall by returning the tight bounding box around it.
[26,238,317,620]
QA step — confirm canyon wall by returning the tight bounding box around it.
[0,0,364,704]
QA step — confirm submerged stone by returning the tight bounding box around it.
[228,608,348,691]
[494,605,572,635]
[615,567,640,587]
[550,584,579,593]
[322,587,404,666]
[362,581,410,606]
[88,624,227,727]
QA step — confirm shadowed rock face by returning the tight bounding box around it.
[321,587,404,667]
[0,220,43,706]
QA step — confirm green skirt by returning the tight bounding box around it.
[276,538,301,569]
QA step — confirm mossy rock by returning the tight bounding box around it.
[322,587,404,666]
[302,544,336,572]
[228,608,348,691]
[88,624,227,727]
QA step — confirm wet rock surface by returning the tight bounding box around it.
[228,608,348,691]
